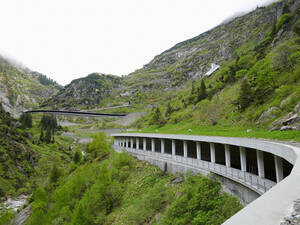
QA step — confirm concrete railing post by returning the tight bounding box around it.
[196,142,201,160]
[136,138,139,150]
[126,138,129,148]
[172,140,176,156]
[240,146,247,172]
[161,139,165,154]
[183,141,188,158]
[210,143,216,163]
[143,138,147,151]
[225,144,231,167]
[256,150,265,178]
[151,139,155,152]
[274,155,284,183]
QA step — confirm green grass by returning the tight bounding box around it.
[129,123,300,142]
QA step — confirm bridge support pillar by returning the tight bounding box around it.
[130,138,134,150]
[256,150,265,178]
[183,141,188,158]
[161,139,165,154]
[126,138,129,148]
[196,142,201,160]
[143,138,147,151]
[225,144,231,167]
[121,138,124,147]
[210,143,216,163]
[240,147,247,172]
[151,139,155,152]
[172,140,176,156]
[136,138,139,150]
[274,155,284,183]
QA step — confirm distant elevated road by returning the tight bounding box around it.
[25,110,126,117]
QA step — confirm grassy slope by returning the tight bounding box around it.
[137,124,300,142]
[25,135,242,225]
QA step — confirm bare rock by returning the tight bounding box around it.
[280,126,297,131]
[257,107,279,124]
[283,114,300,126]
[280,199,300,225]
[171,176,184,184]
[294,102,300,114]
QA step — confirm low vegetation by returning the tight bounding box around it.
[26,133,242,225]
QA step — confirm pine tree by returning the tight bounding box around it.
[20,113,32,129]
[197,80,207,102]
[49,165,60,183]
[45,128,52,144]
[188,81,197,104]
[237,79,252,111]
[73,150,82,164]
[151,107,164,126]
[39,130,44,142]
[165,103,173,118]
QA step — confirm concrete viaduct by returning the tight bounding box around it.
[112,133,300,225]
[25,110,126,118]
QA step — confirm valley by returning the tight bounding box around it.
[0,0,300,224]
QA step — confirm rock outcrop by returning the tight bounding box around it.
[280,199,300,225]
[0,56,60,117]
[269,102,300,131]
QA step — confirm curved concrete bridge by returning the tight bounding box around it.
[112,133,300,225]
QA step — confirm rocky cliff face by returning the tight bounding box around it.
[0,56,61,117]
[41,73,121,109]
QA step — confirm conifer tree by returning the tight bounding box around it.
[45,128,52,144]
[151,107,164,126]
[237,79,252,111]
[49,164,60,183]
[20,113,32,129]
[73,150,82,164]
[197,80,207,102]
[39,130,44,142]
[165,103,173,118]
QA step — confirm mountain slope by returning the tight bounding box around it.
[121,0,285,92]
[0,56,61,116]
[129,0,300,131]
[41,73,121,109]
[0,105,38,197]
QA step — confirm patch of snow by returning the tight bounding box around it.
[206,63,220,76]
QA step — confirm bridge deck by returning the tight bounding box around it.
[25,110,126,117]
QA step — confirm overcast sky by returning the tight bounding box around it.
[0,0,277,85]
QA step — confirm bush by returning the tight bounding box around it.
[87,132,111,158]
[275,13,293,31]
[238,54,255,69]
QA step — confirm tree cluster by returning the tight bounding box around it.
[39,114,58,144]
[20,113,32,129]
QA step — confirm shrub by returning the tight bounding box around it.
[87,132,111,158]
[238,54,255,69]
[275,13,293,31]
